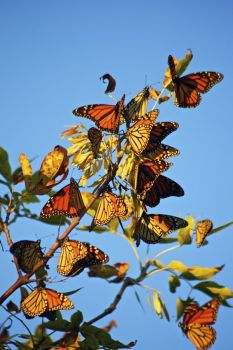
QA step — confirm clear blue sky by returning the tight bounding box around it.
[1,1,233,349]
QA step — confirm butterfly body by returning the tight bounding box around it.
[179,299,220,350]
[168,55,224,108]
[73,95,125,133]
[40,177,85,218]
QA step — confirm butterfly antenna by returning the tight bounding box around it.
[106,93,118,102]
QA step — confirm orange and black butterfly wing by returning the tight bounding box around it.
[68,243,109,276]
[73,95,125,133]
[40,178,85,218]
[196,219,213,247]
[10,240,44,273]
[180,299,220,350]
[135,160,173,198]
[144,175,184,207]
[57,240,88,276]
[88,127,103,158]
[142,122,179,154]
[133,212,188,246]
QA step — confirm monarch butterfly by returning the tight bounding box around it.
[144,175,184,207]
[149,143,180,161]
[133,212,188,246]
[179,298,220,350]
[91,191,127,228]
[100,73,116,94]
[135,160,173,199]
[88,127,103,158]
[72,95,125,133]
[21,287,74,317]
[124,86,155,124]
[168,55,224,108]
[40,177,86,219]
[57,240,109,277]
[10,240,45,274]
[142,121,179,155]
[196,219,213,247]
[126,110,159,155]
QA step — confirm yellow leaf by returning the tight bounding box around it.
[19,153,33,191]
[181,265,224,280]
[168,260,187,273]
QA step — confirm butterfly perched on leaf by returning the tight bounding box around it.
[179,298,220,350]
[168,55,224,108]
[124,86,156,124]
[72,94,125,133]
[135,160,173,199]
[100,73,116,94]
[144,175,184,207]
[133,212,188,246]
[10,240,45,274]
[196,219,213,247]
[126,110,159,155]
[90,190,127,229]
[57,240,109,276]
[40,177,86,219]
[21,287,74,317]
[88,127,103,158]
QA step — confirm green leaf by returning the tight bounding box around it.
[168,260,187,273]
[168,275,181,293]
[159,237,178,244]
[209,221,233,236]
[0,147,12,181]
[176,297,193,321]
[21,191,40,204]
[193,281,233,299]
[43,319,72,331]
[78,224,109,233]
[152,292,170,321]
[177,216,195,245]
[150,259,164,268]
[134,290,145,311]
[180,265,224,281]
[64,287,83,296]
[39,215,67,226]
[71,311,83,327]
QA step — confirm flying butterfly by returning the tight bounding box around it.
[57,240,109,277]
[10,240,45,274]
[72,94,125,133]
[21,287,74,317]
[88,127,103,158]
[100,73,116,94]
[90,190,127,229]
[196,219,213,247]
[126,110,159,155]
[144,175,184,207]
[179,298,220,350]
[124,86,155,124]
[168,55,224,108]
[135,160,173,199]
[40,177,86,219]
[133,212,188,246]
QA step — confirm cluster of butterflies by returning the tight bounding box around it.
[10,238,109,317]
[9,54,223,349]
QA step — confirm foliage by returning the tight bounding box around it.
[0,51,231,350]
